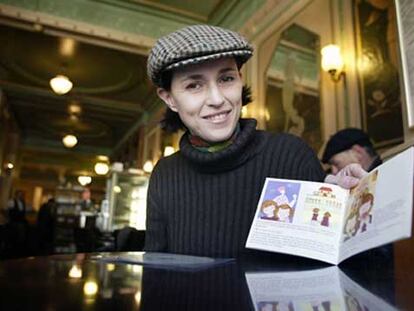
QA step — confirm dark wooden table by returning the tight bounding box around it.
[0,251,405,310]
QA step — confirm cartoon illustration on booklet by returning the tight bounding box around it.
[246,147,414,264]
[343,171,378,241]
[259,182,300,222]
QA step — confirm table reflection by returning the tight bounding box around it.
[0,252,400,310]
[246,266,396,311]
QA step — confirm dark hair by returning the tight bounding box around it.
[160,85,253,133]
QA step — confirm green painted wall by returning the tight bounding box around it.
[0,0,267,39]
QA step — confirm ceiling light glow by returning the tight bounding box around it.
[94,162,109,175]
[50,75,73,95]
[62,134,78,148]
[78,175,92,186]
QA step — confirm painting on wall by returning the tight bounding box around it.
[266,83,322,153]
[265,24,322,153]
[354,0,404,148]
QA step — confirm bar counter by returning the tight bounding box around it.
[0,251,408,310]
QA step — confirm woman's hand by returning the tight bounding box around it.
[324,163,368,189]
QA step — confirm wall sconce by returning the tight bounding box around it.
[163,146,175,157]
[321,44,345,82]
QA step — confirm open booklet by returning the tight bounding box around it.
[246,147,414,264]
[246,266,397,311]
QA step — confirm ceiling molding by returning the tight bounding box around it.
[0,2,158,52]
[208,0,238,26]
[0,80,144,113]
[214,0,267,30]
[238,0,313,43]
[95,0,207,23]
[22,137,112,155]
[3,59,140,95]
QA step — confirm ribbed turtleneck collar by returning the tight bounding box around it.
[179,119,264,173]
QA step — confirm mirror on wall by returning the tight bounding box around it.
[265,24,322,153]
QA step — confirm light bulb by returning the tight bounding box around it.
[94,162,109,175]
[78,175,92,186]
[321,44,344,72]
[50,75,73,95]
[83,281,98,296]
[62,134,78,148]
[68,265,82,279]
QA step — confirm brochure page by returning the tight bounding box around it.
[246,179,349,264]
[339,147,414,262]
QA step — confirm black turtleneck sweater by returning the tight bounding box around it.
[144,119,325,257]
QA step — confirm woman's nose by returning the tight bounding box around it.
[206,84,225,106]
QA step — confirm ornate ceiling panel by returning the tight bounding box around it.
[0,23,156,177]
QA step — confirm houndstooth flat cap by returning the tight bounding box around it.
[147,24,253,87]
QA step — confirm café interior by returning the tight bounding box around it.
[0,0,414,309]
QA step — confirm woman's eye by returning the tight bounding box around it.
[186,82,201,90]
[220,75,235,83]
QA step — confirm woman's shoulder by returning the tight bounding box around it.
[151,152,184,174]
[259,130,313,150]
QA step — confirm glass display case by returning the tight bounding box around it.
[102,171,149,232]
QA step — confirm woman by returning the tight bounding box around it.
[145,25,365,257]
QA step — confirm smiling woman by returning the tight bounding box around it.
[157,57,243,143]
[143,24,328,258]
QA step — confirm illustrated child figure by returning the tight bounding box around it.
[321,212,331,227]
[274,186,297,208]
[344,212,359,240]
[311,208,320,225]
[260,200,278,220]
[357,193,374,233]
[275,204,293,222]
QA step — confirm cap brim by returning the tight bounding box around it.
[164,49,253,71]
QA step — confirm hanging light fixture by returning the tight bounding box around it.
[62,134,78,148]
[94,162,109,175]
[78,175,92,186]
[50,74,73,95]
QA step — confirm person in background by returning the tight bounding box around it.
[80,188,94,212]
[4,190,27,257]
[144,24,366,258]
[322,128,381,174]
[37,198,56,254]
[7,190,27,223]
[323,128,394,302]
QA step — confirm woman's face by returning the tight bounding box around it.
[157,57,243,142]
